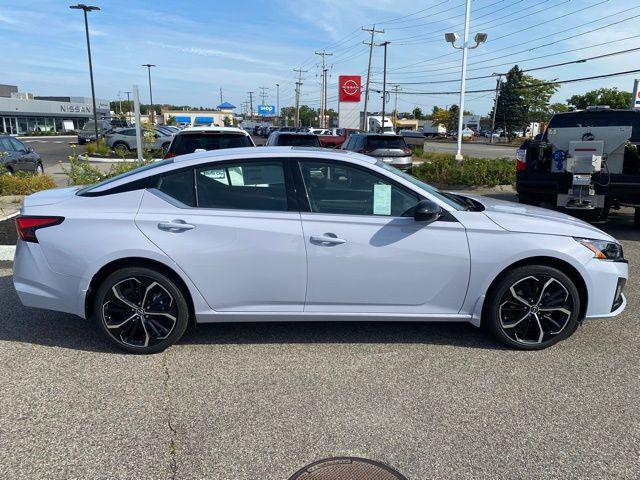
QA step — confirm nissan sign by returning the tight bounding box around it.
[339,75,361,102]
[60,104,92,113]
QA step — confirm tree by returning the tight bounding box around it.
[446,105,459,132]
[165,115,177,126]
[412,107,424,120]
[430,105,459,131]
[549,102,568,115]
[567,87,631,110]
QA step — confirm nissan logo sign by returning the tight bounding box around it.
[342,80,359,96]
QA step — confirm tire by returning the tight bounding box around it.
[35,163,44,175]
[5,166,13,176]
[484,265,581,350]
[517,194,537,206]
[94,267,190,354]
[634,208,640,228]
[78,138,86,145]
[112,142,130,155]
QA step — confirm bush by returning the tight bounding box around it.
[86,139,110,156]
[0,172,56,195]
[413,151,515,187]
[65,146,153,186]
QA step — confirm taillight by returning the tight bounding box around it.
[402,147,412,155]
[516,149,527,172]
[163,151,176,159]
[15,216,64,243]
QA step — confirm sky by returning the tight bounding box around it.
[5,0,640,116]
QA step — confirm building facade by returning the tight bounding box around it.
[0,84,109,134]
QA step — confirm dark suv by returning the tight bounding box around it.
[341,133,413,172]
[0,136,44,174]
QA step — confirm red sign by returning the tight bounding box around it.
[339,75,361,102]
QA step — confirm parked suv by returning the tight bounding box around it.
[0,136,44,174]
[265,131,321,147]
[342,133,413,172]
[164,126,255,159]
[77,119,113,144]
[105,127,174,155]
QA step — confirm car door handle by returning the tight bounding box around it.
[310,234,346,245]
[157,221,196,232]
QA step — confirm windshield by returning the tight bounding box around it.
[277,135,320,147]
[375,160,467,210]
[170,133,253,155]
[366,136,407,149]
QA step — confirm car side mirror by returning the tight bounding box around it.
[28,147,35,153]
[414,199,443,223]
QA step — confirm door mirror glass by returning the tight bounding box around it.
[414,199,442,223]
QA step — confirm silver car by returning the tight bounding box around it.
[342,133,413,172]
[105,127,174,155]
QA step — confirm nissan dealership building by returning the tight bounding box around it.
[0,84,109,135]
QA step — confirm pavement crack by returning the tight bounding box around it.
[162,351,179,480]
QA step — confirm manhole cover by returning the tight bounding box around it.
[289,457,408,480]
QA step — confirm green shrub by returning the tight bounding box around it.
[86,139,110,156]
[65,146,153,186]
[413,152,515,187]
[0,172,56,195]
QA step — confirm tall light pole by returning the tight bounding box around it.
[276,83,280,125]
[378,41,390,133]
[445,0,487,161]
[124,91,132,124]
[362,25,384,131]
[70,4,100,143]
[142,64,156,124]
[490,73,503,145]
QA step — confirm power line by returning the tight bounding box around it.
[372,45,640,85]
[397,69,640,95]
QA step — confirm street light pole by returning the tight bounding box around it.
[490,73,503,145]
[70,4,100,143]
[124,91,132,124]
[445,0,487,161]
[142,64,156,124]
[276,83,280,126]
[378,41,390,133]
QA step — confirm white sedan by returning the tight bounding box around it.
[13,147,627,353]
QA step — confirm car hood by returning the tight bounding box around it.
[461,194,615,241]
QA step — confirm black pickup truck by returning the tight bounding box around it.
[515,108,640,223]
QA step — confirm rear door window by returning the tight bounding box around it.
[276,135,320,147]
[195,161,289,211]
[170,133,253,156]
[0,138,15,152]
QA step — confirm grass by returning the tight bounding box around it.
[412,150,515,187]
[86,139,110,156]
[0,172,57,196]
[64,146,153,186]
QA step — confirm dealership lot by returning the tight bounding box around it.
[1,211,638,480]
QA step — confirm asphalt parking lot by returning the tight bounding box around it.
[0,210,638,480]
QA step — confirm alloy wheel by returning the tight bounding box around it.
[498,275,574,345]
[101,276,178,348]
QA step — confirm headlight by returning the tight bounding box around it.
[575,238,624,260]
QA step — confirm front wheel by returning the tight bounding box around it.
[35,163,44,175]
[484,265,581,350]
[94,267,190,354]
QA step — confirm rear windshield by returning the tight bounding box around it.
[365,136,407,149]
[547,111,640,140]
[276,134,321,147]
[169,133,253,156]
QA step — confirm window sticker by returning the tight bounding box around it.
[373,183,392,215]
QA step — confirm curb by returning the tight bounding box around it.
[17,135,76,140]
[79,155,162,163]
[0,211,19,223]
[0,245,15,262]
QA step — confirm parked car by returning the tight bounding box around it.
[13,147,627,353]
[105,127,173,155]
[399,130,426,149]
[164,126,255,158]
[161,125,181,134]
[77,119,113,144]
[265,131,320,147]
[318,128,363,149]
[342,133,413,172]
[0,136,44,175]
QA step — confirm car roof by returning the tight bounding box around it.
[180,126,249,134]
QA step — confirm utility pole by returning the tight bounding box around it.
[259,86,270,105]
[362,25,385,131]
[276,83,280,125]
[490,73,503,144]
[247,91,254,121]
[293,68,307,128]
[70,4,100,143]
[219,88,223,106]
[315,50,333,128]
[378,41,390,133]
[391,84,401,128]
[124,91,131,124]
[142,64,156,124]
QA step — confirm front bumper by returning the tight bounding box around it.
[583,258,628,320]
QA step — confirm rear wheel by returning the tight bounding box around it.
[112,142,130,155]
[94,267,190,354]
[35,163,44,175]
[485,265,581,350]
